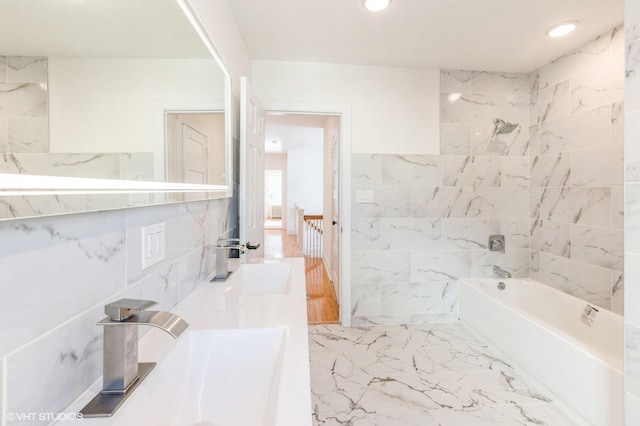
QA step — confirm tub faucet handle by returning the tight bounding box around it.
[488,234,505,253]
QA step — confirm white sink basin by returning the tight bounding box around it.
[224,263,293,296]
[110,327,287,426]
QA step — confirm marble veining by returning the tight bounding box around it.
[352,154,381,186]
[352,251,411,284]
[381,155,441,186]
[531,153,570,188]
[0,194,86,219]
[530,81,571,126]
[442,156,500,187]
[6,56,47,83]
[571,224,624,272]
[627,40,640,114]
[538,187,610,227]
[571,65,624,114]
[440,124,470,155]
[46,153,120,179]
[530,220,571,258]
[501,218,530,249]
[380,218,441,250]
[309,324,576,425]
[0,56,7,81]
[0,82,48,117]
[501,157,530,188]
[441,218,499,249]
[539,253,612,309]
[8,118,48,153]
[612,102,624,145]
[440,93,501,124]
[538,32,610,90]
[469,72,529,96]
[412,187,528,219]
[612,273,624,315]
[440,70,471,94]
[0,152,46,174]
[351,219,381,250]
[411,250,471,282]
[539,105,611,155]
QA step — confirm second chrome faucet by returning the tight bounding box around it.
[213,237,261,281]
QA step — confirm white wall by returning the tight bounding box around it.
[189,0,252,98]
[48,58,225,153]
[265,152,288,229]
[286,135,323,233]
[252,61,440,154]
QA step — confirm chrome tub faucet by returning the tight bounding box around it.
[80,299,189,417]
[493,265,512,279]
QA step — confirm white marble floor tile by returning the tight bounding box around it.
[309,323,575,425]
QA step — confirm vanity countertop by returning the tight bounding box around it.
[60,257,312,426]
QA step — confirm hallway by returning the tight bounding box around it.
[264,229,339,324]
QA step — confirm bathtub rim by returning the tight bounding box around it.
[458,277,623,374]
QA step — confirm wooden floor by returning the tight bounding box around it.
[264,229,339,325]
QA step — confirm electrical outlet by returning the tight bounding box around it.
[141,222,166,270]
[355,189,375,204]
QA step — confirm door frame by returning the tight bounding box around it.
[262,101,352,326]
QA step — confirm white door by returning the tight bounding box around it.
[330,124,340,296]
[240,77,265,257]
[181,123,208,184]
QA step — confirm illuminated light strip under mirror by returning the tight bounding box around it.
[0,0,233,221]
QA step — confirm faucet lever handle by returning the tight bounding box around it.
[105,299,157,321]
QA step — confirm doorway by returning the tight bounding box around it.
[262,112,341,325]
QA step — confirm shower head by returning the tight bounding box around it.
[493,118,519,135]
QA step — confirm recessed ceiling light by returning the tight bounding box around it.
[363,0,391,12]
[547,21,579,38]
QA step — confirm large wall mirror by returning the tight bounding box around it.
[0,0,232,220]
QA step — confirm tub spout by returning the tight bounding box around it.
[493,265,512,279]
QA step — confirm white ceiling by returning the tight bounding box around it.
[265,114,330,152]
[228,0,624,73]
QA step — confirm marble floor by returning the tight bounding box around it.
[309,323,578,426]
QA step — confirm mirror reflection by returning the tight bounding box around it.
[0,0,231,219]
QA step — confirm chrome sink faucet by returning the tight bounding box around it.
[213,238,246,281]
[80,299,189,417]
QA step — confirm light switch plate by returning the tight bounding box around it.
[141,222,166,270]
[355,189,375,204]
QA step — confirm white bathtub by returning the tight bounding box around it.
[459,278,623,426]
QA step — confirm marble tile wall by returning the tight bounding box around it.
[626,0,640,421]
[529,27,625,313]
[0,56,156,219]
[0,200,236,424]
[351,71,531,326]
